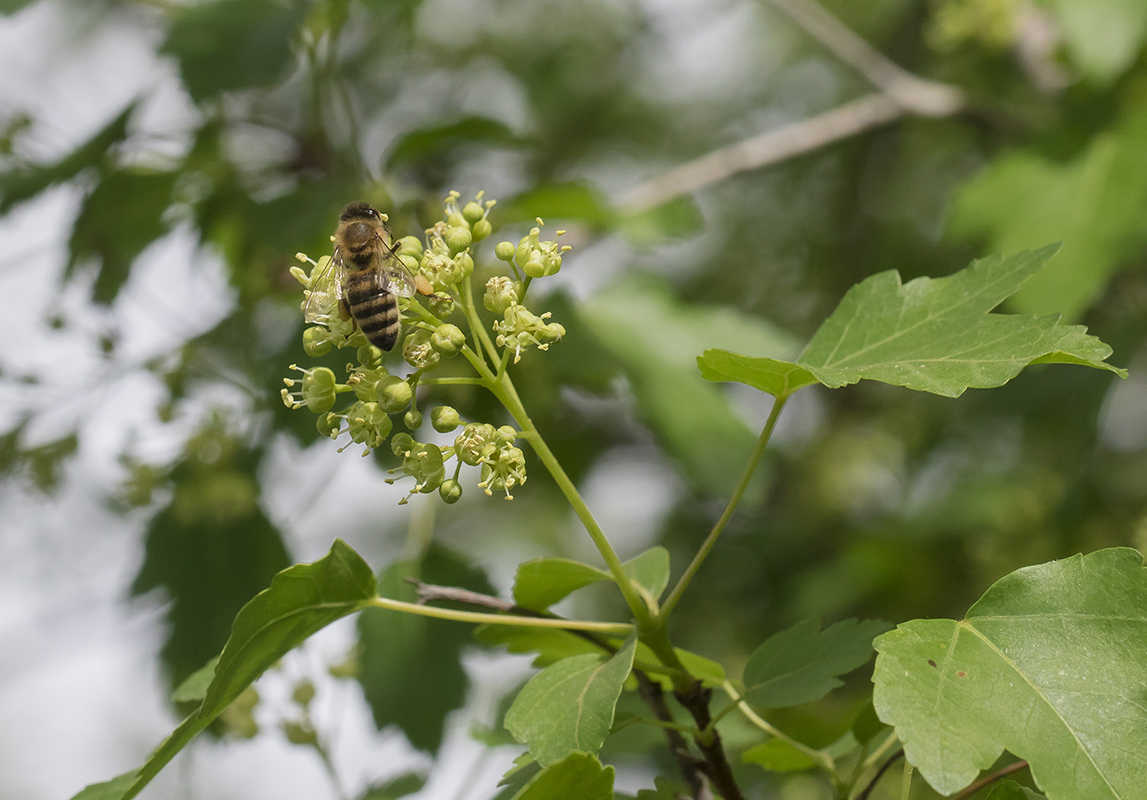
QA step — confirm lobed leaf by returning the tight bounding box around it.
[873,547,1147,798]
[505,637,636,765]
[701,246,1126,400]
[742,617,891,709]
[69,539,377,800]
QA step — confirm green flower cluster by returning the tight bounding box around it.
[282,192,567,505]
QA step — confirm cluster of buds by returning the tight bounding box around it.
[283,191,559,504]
[495,218,570,278]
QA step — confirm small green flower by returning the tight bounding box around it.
[403,328,441,369]
[281,365,338,413]
[478,444,527,500]
[493,305,565,363]
[345,401,392,449]
[484,276,521,314]
[513,219,569,278]
[455,423,498,466]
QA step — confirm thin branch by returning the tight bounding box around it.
[617,0,964,213]
[953,761,1029,799]
[853,749,904,800]
[674,685,746,800]
[406,578,516,611]
[764,0,963,115]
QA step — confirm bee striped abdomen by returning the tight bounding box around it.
[345,268,400,351]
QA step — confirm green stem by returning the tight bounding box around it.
[421,376,486,386]
[900,762,914,800]
[722,681,836,776]
[366,596,634,634]
[659,395,788,620]
[459,278,500,365]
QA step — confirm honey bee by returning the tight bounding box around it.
[305,202,431,351]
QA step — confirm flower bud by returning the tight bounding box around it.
[397,235,423,259]
[462,201,485,224]
[431,405,462,433]
[391,433,415,456]
[495,425,518,445]
[357,345,384,370]
[303,327,332,357]
[378,375,413,413]
[404,408,423,430]
[445,226,472,255]
[495,241,516,262]
[439,479,462,504]
[471,218,492,242]
[446,210,468,229]
[431,324,466,357]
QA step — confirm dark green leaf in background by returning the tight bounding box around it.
[386,116,524,170]
[161,0,306,103]
[67,168,177,303]
[0,102,135,214]
[132,464,290,691]
[357,544,494,753]
[742,617,891,709]
[741,738,818,773]
[580,277,798,494]
[950,108,1147,318]
[359,772,427,800]
[505,637,636,765]
[873,548,1147,798]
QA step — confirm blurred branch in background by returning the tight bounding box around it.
[619,0,965,212]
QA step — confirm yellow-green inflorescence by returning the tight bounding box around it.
[283,192,566,504]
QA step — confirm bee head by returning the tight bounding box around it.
[340,202,382,223]
[338,202,385,249]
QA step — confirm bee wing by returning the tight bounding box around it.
[377,243,416,299]
[303,252,345,323]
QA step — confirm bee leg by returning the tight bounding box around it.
[339,298,353,323]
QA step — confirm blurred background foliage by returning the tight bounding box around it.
[1,0,1146,797]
